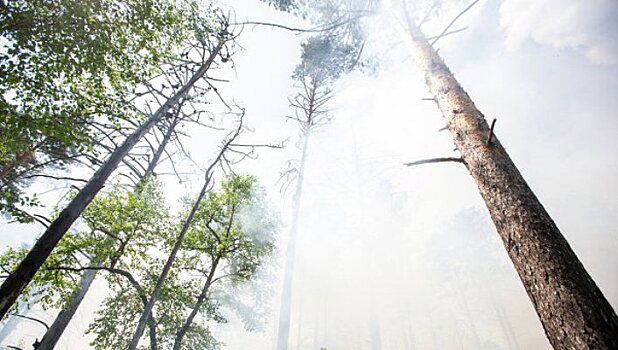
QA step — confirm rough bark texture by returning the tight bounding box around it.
[276,129,311,350]
[405,21,618,349]
[0,39,225,321]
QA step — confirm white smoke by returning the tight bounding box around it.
[500,0,618,65]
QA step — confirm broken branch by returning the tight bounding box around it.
[404,157,464,167]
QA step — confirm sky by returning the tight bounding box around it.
[1,0,617,349]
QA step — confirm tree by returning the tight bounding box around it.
[0,177,169,349]
[276,34,358,350]
[0,10,231,320]
[398,1,618,347]
[0,0,193,222]
[171,174,277,350]
[33,54,224,346]
[128,108,257,349]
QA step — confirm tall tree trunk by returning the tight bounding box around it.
[400,305,415,350]
[312,307,318,349]
[403,18,618,349]
[0,40,225,320]
[369,304,381,350]
[276,129,311,350]
[128,116,239,350]
[34,102,180,350]
[171,258,219,350]
[34,269,96,350]
[128,177,210,350]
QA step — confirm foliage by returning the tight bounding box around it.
[0,0,210,222]
[86,174,278,349]
[0,178,169,316]
[294,35,359,83]
[178,174,278,345]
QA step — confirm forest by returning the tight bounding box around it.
[0,0,617,349]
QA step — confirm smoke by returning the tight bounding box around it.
[500,0,618,65]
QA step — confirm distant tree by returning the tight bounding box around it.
[276,34,357,350]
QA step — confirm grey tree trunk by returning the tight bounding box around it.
[490,295,520,350]
[276,129,311,350]
[295,303,302,350]
[0,40,225,320]
[128,107,237,350]
[34,100,180,350]
[404,20,618,349]
[144,114,181,178]
[35,269,96,350]
[369,304,381,350]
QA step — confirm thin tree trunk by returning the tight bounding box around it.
[128,178,210,350]
[0,40,225,320]
[34,101,180,350]
[276,128,311,350]
[369,304,381,350]
[128,113,240,350]
[312,307,318,349]
[171,257,219,350]
[144,114,181,178]
[403,18,618,349]
[34,268,95,350]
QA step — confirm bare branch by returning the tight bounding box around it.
[430,0,481,46]
[404,157,464,167]
[10,313,49,330]
[426,26,468,41]
[487,118,496,145]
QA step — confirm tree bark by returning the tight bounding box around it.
[403,19,618,349]
[171,257,219,350]
[0,39,224,321]
[276,128,311,350]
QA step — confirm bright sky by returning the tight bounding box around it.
[1,0,617,349]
